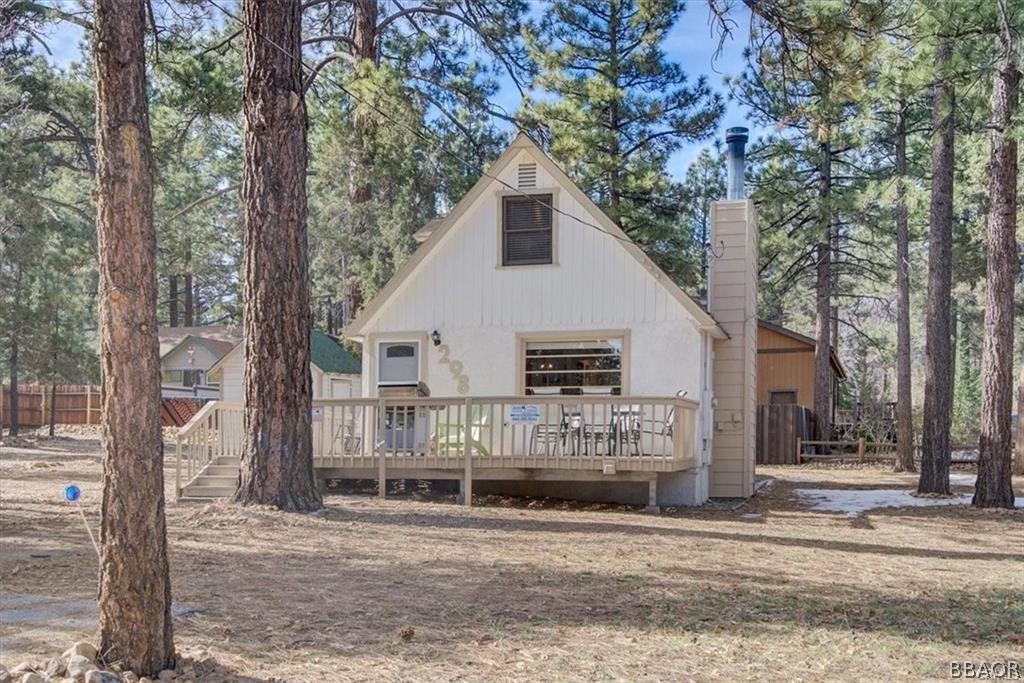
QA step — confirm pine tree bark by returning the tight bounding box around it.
[813,139,833,441]
[919,40,955,495]
[894,106,915,472]
[47,383,56,437]
[8,333,18,437]
[1015,375,1024,476]
[351,0,379,205]
[974,8,1018,508]
[93,0,175,673]
[168,275,179,327]
[235,0,322,511]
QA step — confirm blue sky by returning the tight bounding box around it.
[33,2,756,180]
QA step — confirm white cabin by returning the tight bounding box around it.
[339,132,758,504]
[176,133,756,506]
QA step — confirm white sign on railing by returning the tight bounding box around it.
[506,404,541,425]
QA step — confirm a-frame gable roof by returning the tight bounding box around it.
[345,132,726,339]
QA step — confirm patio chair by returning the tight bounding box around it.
[529,409,569,456]
[560,402,587,455]
[330,418,363,455]
[635,390,688,456]
[433,404,491,456]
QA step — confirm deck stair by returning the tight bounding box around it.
[180,456,239,499]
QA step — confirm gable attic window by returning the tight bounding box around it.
[502,194,553,266]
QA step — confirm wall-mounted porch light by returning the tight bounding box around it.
[431,330,442,346]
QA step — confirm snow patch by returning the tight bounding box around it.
[793,488,971,518]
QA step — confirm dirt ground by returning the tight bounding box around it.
[2,432,1022,682]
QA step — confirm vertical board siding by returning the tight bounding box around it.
[363,148,707,400]
[756,404,813,464]
[2,384,103,427]
[709,200,758,498]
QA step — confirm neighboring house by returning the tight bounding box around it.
[158,325,243,357]
[757,320,846,417]
[755,320,849,463]
[207,330,362,402]
[159,333,239,399]
[337,130,757,504]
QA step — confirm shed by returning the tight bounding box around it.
[208,330,362,401]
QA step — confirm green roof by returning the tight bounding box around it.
[311,330,361,374]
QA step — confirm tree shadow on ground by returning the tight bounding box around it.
[179,539,1022,664]
[172,655,276,683]
[317,506,1023,563]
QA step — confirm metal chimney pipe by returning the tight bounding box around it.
[725,126,749,200]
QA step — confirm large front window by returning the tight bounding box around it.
[524,338,623,395]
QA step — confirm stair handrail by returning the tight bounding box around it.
[175,400,225,498]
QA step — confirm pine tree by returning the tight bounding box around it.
[235,0,322,511]
[731,0,887,441]
[521,0,723,277]
[974,0,1019,508]
[93,0,175,672]
[677,148,727,297]
[918,33,956,495]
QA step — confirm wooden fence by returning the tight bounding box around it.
[756,404,814,465]
[2,384,202,429]
[1,384,101,428]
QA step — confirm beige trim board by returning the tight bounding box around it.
[344,132,727,340]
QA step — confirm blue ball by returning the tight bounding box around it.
[64,484,81,502]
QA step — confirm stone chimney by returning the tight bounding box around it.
[707,127,757,498]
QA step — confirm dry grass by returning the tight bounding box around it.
[1,434,1022,682]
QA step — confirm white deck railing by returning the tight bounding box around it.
[176,395,698,495]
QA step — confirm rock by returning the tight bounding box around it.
[122,672,139,683]
[8,666,31,677]
[139,678,153,683]
[0,665,10,683]
[157,670,176,681]
[84,672,121,683]
[44,657,66,678]
[63,642,98,663]
[66,655,97,680]
[19,673,46,683]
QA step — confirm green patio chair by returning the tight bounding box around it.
[434,404,491,456]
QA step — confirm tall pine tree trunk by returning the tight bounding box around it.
[894,106,915,472]
[93,0,175,673]
[235,0,321,511]
[183,241,194,326]
[813,139,833,441]
[8,334,19,437]
[351,0,379,205]
[974,7,1019,508]
[48,383,56,437]
[1015,374,1024,476]
[919,40,955,495]
[168,274,179,326]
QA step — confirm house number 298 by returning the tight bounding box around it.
[437,345,470,394]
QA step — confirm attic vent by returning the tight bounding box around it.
[517,162,537,188]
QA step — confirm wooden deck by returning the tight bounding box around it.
[176,396,699,502]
